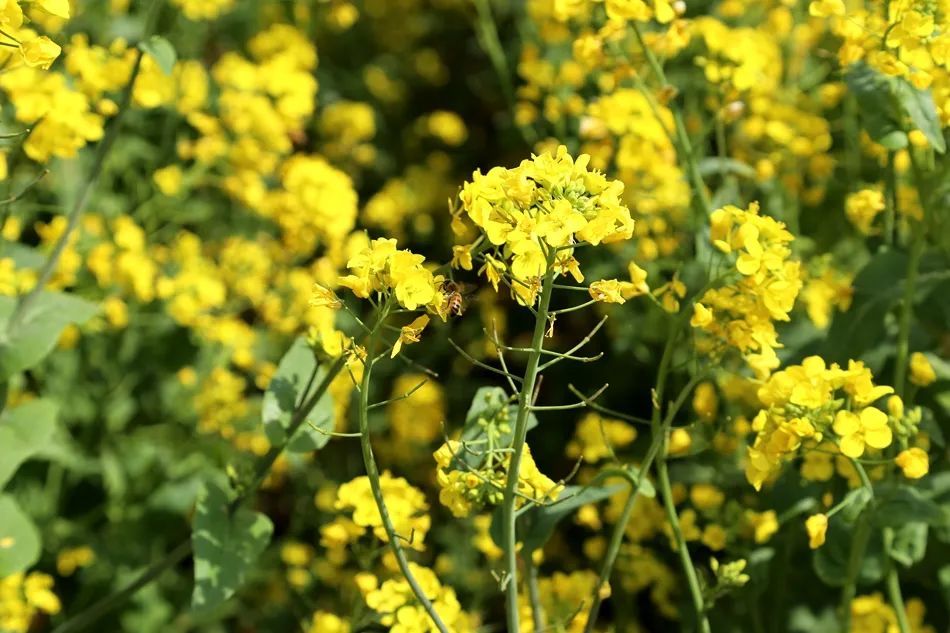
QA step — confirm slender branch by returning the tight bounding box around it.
[7,1,162,331]
[357,305,450,633]
[502,254,557,632]
[366,378,427,410]
[449,337,523,383]
[567,384,652,426]
[529,383,607,411]
[630,22,713,219]
[538,316,608,372]
[51,541,192,633]
[525,553,545,632]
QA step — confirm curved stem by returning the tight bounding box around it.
[630,22,713,219]
[52,540,192,633]
[502,263,556,633]
[357,306,450,633]
[893,219,924,401]
[656,456,711,633]
[840,515,871,632]
[7,0,162,331]
[525,553,545,631]
[883,528,912,633]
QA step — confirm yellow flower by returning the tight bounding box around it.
[310,284,343,310]
[37,0,70,18]
[690,302,714,328]
[805,514,828,549]
[808,0,844,17]
[391,315,429,358]
[565,413,637,462]
[154,165,183,196]
[832,408,892,458]
[20,36,62,70]
[908,352,936,387]
[589,279,631,304]
[56,546,95,576]
[895,448,929,479]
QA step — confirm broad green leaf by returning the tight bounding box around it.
[813,517,885,587]
[138,36,177,75]
[0,292,98,379]
[262,337,333,453]
[191,481,273,613]
[822,251,907,364]
[889,522,927,567]
[0,399,58,488]
[894,79,946,154]
[872,484,948,528]
[0,494,41,576]
[839,487,873,523]
[845,63,906,149]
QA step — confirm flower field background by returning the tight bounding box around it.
[1,0,949,632]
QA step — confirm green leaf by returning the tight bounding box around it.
[839,486,873,523]
[872,484,948,528]
[0,292,99,379]
[0,399,58,489]
[191,481,273,613]
[138,36,177,75]
[845,63,906,148]
[491,483,625,553]
[262,338,333,453]
[939,565,950,611]
[0,494,41,576]
[822,251,907,364]
[894,79,947,154]
[813,517,885,587]
[889,522,927,567]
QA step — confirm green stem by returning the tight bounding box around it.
[883,527,912,633]
[583,309,701,633]
[502,260,556,633]
[525,553,545,631]
[841,461,875,633]
[472,0,535,145]
[631,22,713,219]
[840,515,871,632]
[7,0,162,331]
[893,170,927,401]
[357,305,450,633]
[52,540,192,633]
[657,456,711,633]
[52,352,348,633]
[884,151,897,247]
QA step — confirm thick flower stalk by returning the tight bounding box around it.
[455,145,637,631]
[329,237,454,633]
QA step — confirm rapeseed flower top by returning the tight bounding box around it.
[458,145,634,304]
[744,356,912,490]
[337,237,445,314]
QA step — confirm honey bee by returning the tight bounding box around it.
[440,280,475,316]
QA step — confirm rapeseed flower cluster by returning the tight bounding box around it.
[0,572,60,633]
[458,145,635,304]
[745,356,912,490]
[692,202,802,378]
